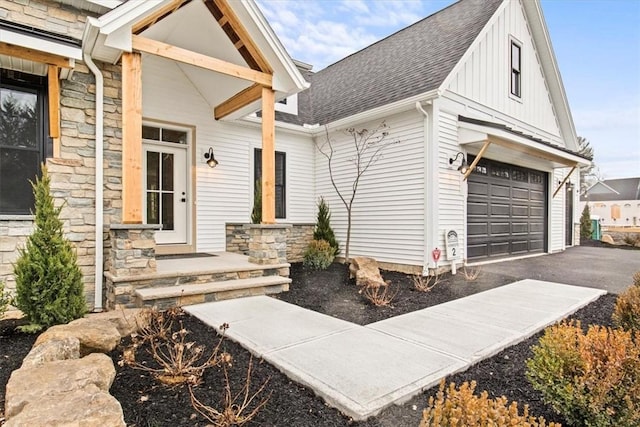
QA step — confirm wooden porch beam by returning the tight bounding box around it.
[214,83,262,120]
[47,65,61,157]
[463,140,491,180]
[553,165,577,198]
[0,42,72,68]
[206,0,272,73]
[488,137,578,166]
[131,35,272,87]
[261,86,275,224]
[132,0,190,34]
[121,52,143,224]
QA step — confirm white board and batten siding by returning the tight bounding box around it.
[436,110,467,263]
[314,110,426,266]
[141,55,315,252]
[445,0,562,144]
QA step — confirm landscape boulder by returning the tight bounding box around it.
[349,256,387,288]
[4,353,116,419]
[86,308,145,337]
[21,336,80,368]
[601,234,615,245]
[35,318,121,355]
[4,385,125,427]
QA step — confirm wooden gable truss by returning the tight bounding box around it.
[121,0,278,224]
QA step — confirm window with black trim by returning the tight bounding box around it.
[0,70,50,215]
[254,148,286,219]
[510,40,522,98]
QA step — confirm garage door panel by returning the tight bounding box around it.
[512,187,529,200]
[491,184,510,198]
[468,181,488,196]
[491,204,510,216]
[467,157,547,261]
[512,205,529,217]
[467,201,488,215]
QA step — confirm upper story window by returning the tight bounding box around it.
[0,70,49,215]
[510,40,522,98]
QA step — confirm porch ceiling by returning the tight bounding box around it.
[139,0,254,111]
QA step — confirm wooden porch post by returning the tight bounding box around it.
[121,52,143,224]
[261,86,275,224]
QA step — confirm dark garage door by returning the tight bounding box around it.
[467,157,547,260]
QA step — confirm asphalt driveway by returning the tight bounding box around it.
[479,246,640,294]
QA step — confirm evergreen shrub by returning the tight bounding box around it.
[580,203,592,239]
[313,197,339,256]
[13,165,86,332]
[526,321,640,427]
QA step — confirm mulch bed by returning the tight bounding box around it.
[581,238,640,250]
[0,263,621,426]
[0,318,37,419]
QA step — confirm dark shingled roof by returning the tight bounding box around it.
[582,178,640,202]
[277,0,504,126]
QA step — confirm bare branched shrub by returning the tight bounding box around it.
[190,356,271,427]
[411,274,441,292]
[124,307,230,386]
[359,283,398,307]
[462,264,481,281]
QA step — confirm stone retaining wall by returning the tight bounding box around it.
[226,223,314,263]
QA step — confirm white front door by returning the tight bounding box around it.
[143,143,188,245]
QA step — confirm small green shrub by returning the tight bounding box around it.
[303,239,334,270]
[0,280,12,319]
[526,321,640,427]
[420,380,559,427]
[613,285,640,332]
[251,179,261,224]
[580,203,592,239]
[313,197,339,256]
[13,165,86,332]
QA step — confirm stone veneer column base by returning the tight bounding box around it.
[105,224,161,309]
[246,224,291,266]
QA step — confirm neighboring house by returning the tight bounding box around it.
[580,178,640,227]
[0,0,589,311]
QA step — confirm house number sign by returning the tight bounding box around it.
[445,230,461,260]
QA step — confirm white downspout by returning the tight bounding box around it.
[84,53,104,312]
[416,101,433,276]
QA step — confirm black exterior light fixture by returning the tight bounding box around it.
[449,151,469,174]
[204,147,218,168]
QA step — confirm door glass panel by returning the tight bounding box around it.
[146,192,159,224]
[142,125,160,141]
[161,129,187,144]
[146,151,159,190]
[162,153,174,191]
[162,193,174,230]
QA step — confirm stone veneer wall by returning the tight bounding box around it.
[226,223,314,263]
[0,0,123,309]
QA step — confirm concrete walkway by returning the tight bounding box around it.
[186,279,605,421]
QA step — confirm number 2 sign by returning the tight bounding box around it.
[445,229,461,260]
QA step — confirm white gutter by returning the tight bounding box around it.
[84,52,104,312]
[416,101,435,276]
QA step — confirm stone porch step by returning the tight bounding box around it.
[134,276,292,309]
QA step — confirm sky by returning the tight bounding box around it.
[255,0,640,180]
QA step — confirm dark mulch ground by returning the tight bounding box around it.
[0,262,620,426]
[0,318,37,420]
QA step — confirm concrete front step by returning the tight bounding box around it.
[134,276,292,309]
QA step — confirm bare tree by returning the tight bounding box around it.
[315,122,399,261]
[578,136,598,194]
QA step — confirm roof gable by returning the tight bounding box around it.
[583,178,640,201]
[286,0,503,126]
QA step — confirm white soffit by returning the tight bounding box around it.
[0,29,82,61]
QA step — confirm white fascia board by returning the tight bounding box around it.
[239,115,312,136]
[309,89,440,136]
[98,0,173,35]
[0,30,81,61]
[240,0,309,93]
[459,120,589,166]
[88,0,123,9]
